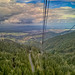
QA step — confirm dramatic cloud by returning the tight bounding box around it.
[48,7,75,24]
[0,3,43,24]
[0,0,16,3]
[0,2,75,25]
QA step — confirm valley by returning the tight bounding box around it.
[0,31,75,75]
[0,29,71,44]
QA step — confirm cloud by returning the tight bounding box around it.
[16,0,75,2]
[0,3,43,24]
[0,0,73,4]
[19,0,32,2]
[0,2,75,25]
[0,0,16,3]
[0,0,10,3]
[0,3,25,18]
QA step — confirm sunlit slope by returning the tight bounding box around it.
[45,31,75,53]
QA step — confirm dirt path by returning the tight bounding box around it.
[29,53,35,72]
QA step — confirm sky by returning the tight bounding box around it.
[0,0,75,28]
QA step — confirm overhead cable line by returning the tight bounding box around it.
[62,25,75,35]
[67,25,75,32]
[41,0,51,73]
[42,0,50,51]
[45,0,50,30]
[42,0,47,47]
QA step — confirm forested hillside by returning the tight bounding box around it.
[0,39,32,75]
[45,31,75,53]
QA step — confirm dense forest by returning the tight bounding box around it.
[0,39,32,75]
[45,31,75,53]
[0,31,75,75]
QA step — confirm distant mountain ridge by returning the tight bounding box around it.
[0,25,75,32]
[0,25,42,32]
